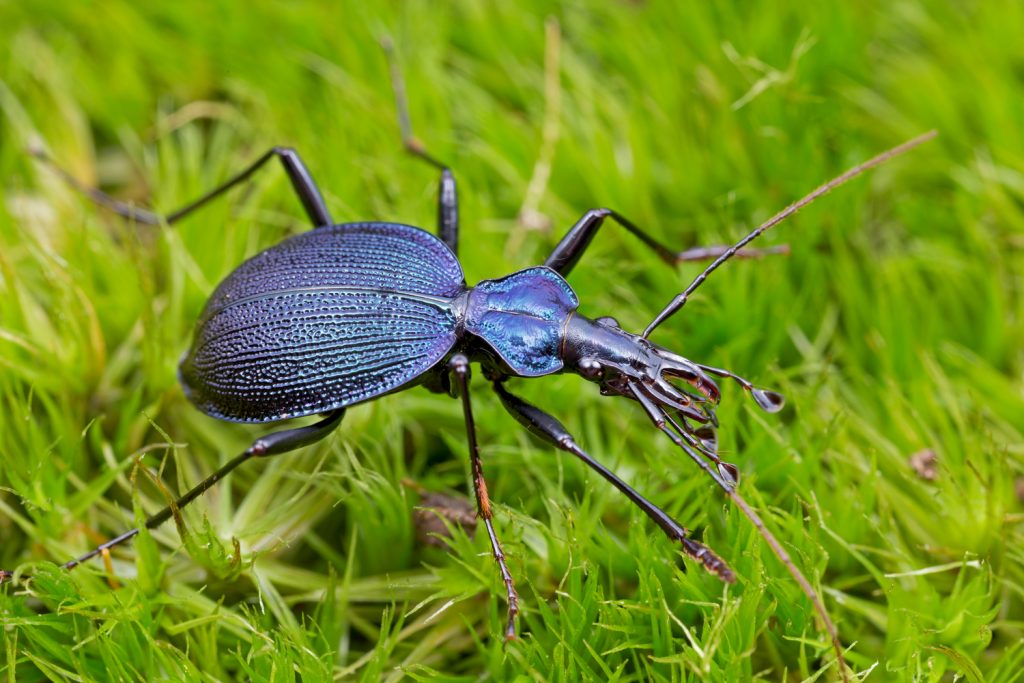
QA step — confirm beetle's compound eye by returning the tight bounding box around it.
[578,358,603,380]
[595,316,621,329]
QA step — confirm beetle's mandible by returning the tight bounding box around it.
[4,42,936,677]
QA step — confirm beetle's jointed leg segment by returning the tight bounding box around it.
[2,411,345,581]
[492,381,735,582]
[448,355,520,640]
[31,146,333,228]
[65,409,345,571]
[544,207,785,278]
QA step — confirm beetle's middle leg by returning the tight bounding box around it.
[544,208,787,278]
[14,410,346,579]
[492,382,735,583]
[448,355,520,640]
[382,38,459,255]
[31,146,333,228]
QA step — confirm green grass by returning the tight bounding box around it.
[1,1,1022,681]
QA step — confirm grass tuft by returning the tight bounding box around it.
[1,1,1022,680]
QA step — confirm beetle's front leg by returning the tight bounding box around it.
[448,355,520,640]
[544,207,786,279]
[492,382,734,583]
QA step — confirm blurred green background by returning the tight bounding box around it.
[1,1,1022,681]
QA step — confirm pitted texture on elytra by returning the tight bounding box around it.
[465,267,579,376]
[199,222,465,322]
[181,289,458,422]
[180,223,465,423]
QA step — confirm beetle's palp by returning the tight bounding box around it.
[694,364,786,414]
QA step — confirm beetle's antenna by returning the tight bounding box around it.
[643,130,938,338]
[630,384,850,680]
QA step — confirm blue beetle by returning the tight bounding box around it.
[12,50,935,666]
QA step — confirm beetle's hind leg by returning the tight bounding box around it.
[493,382,735,583]
[448,355,520,640]
[1,411,344,582]
[30,145,333,228]
[381,37,459,255]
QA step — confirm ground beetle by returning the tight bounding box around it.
[4,43,935,675]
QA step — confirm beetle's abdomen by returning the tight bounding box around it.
[180,223,465,423]
[181,288,458,422]
[465,267,579,376]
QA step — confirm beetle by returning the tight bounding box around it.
[4,44,935,676]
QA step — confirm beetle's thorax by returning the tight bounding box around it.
[457,266,579,377]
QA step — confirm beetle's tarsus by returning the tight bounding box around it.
[682,538,736,583]
[21,412,345,581]
[450,356,521,641]
[503,590,520,641]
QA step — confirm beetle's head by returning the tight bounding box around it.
[563,313,784,481]
[564,314,717,418]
